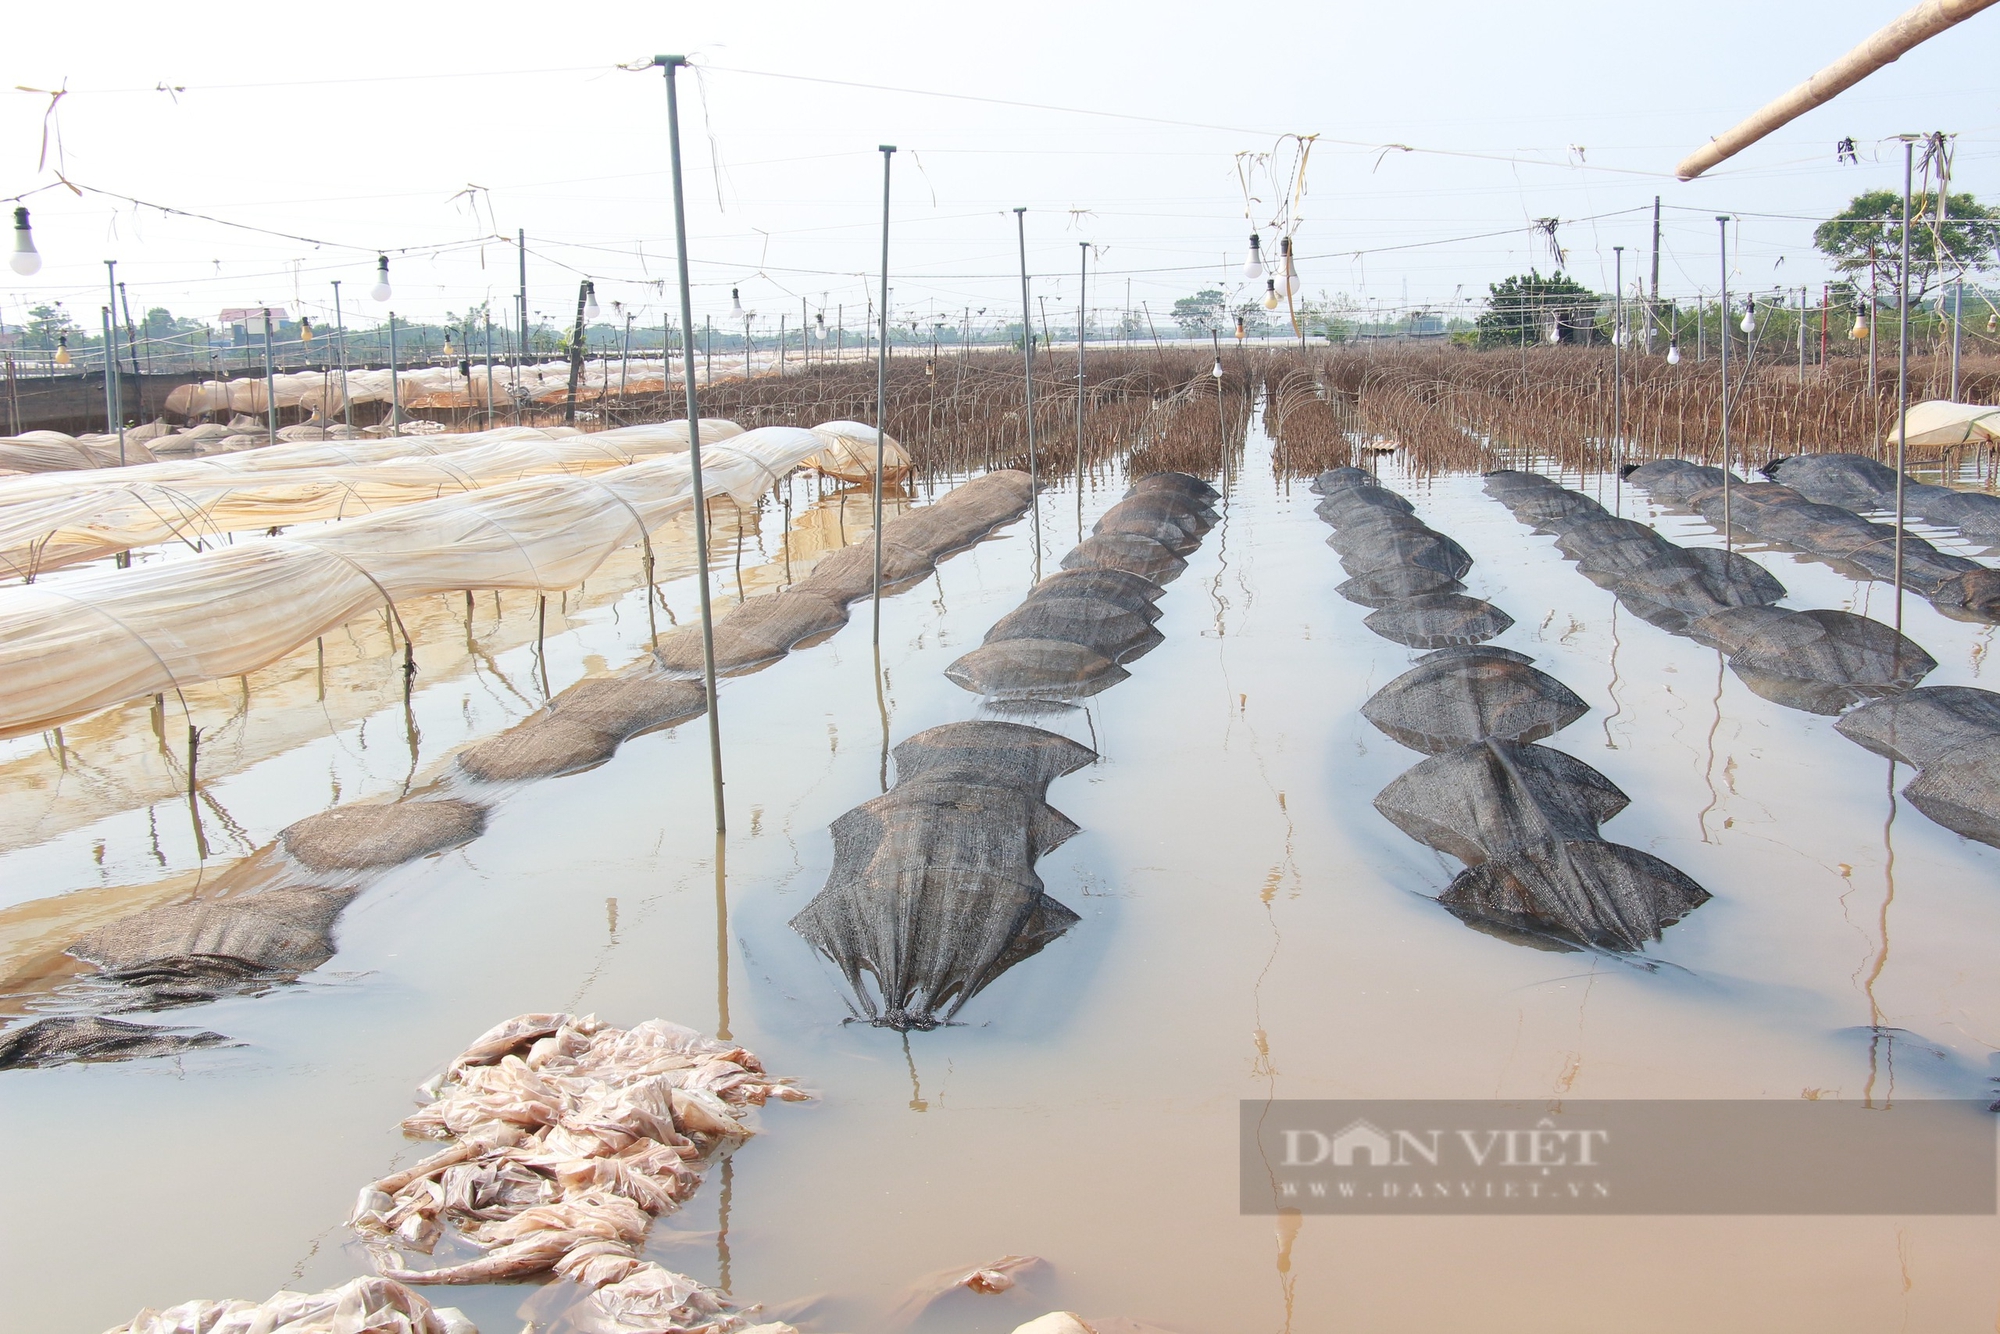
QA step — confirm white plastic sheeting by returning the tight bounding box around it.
[806,420,912,482]
[1885,399,2000,448]
[0,424,829,738]
[0,421,745,579]
[162,359,681,417]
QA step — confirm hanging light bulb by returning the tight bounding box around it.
[1243,233,1265,281]
[443,334,454,357]
[731,287,744,318]
[1987,312,1997,334]
[1666,340,1681,366]
[815,312,827,340]
[300,316,314,344]
[1235,314,1247,340]
[1262,278,1280,311]
[53,333,70,366]
[583,283,600,323]
[10,206,41,276]
[370,254,392,302]
[1278,236,1299,298]
[1850,310,1869,340]
[1546,319,1562,345]
[1740,297,1756,334]
[1211,355,1224,379]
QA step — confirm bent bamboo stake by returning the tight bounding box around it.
[1676,0,2000,181]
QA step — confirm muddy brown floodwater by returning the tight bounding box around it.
[5,414,2000,1332]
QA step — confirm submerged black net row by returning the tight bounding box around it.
[1315,467,1709,953]
[1514,467,1999,852]
[790,472,1223,1029]
[1631,458,1999,624]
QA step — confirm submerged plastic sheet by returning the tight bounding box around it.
[351,1011,804,1313]
[103,1275,473,1334]
[0,425,830,739]
[789,722,1097,1030]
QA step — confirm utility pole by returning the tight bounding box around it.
[1717,217,1734,550]
[1650,195,1662,347]
[872,145,896,645]
[262,308,278,448]
[1613,246,1625,487]
[1014,207,1041,579]
[1893,137,1913,633]
[654,53,726,835]
[1076,240,1088,537]
[104,261,126,463]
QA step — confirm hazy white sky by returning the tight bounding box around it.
[4,0,1997,338]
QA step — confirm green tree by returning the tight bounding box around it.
[1171,289,1227,337]
[1475,270,1597,349]
[1813,190,2000,307]
[21,303,79,351]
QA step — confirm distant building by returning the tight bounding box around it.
[220,306,288,345]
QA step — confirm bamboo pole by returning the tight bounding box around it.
[1677,0,2000,179]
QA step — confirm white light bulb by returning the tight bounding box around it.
[1262,279,1279,311]
[10,207,41,277]
[370,255,391,303]
[1666,342,1681,365]
[1740,310,1756,334]
[731,288,744,317]
[1546,321,1562,345]
[1211,358,1224,379]
[584,289,600,322]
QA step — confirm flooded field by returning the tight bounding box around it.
[6,409,2000,1333]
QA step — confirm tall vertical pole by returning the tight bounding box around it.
[1717,217,1733,551]
[104,262,125,465]
[516,229,529,377]
[1076,240,1088,538]
[1821,283,1830,367]
[262,309,278,448]
[873,145,896,647]
[333,282,352,430]
[1798,286,1807,383]
[117,282,143,422]
[485,310,497,427]
[656,54,726,835]
[1014,207,1041,579]
[100,307,119,460]
[1613,246,1625,490]
[1650,196,1662,345]
[1894,138,1912,634]
[1951,276,1964,401]
[388,312,402,433]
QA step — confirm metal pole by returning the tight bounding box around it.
[1894,139,1913,633]
[1952,275,1964,400]
[262,309,278,448]
[105,262,125,464]
[656,54,726,834]
[486,310,497,427]
[388,312,401,433]
[99,307,119,462]
[1076,240,1087,538]
[1798,286,1807,382]
[1717,217,1733,550]
[1613,246,1625,487]
[1014,207,1041,578]
[1650,196,1662,344]
[118,281,143,423]
[873,145,896,646]
[333,281,352,430]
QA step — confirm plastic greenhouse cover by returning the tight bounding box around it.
[0,424,830,739]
